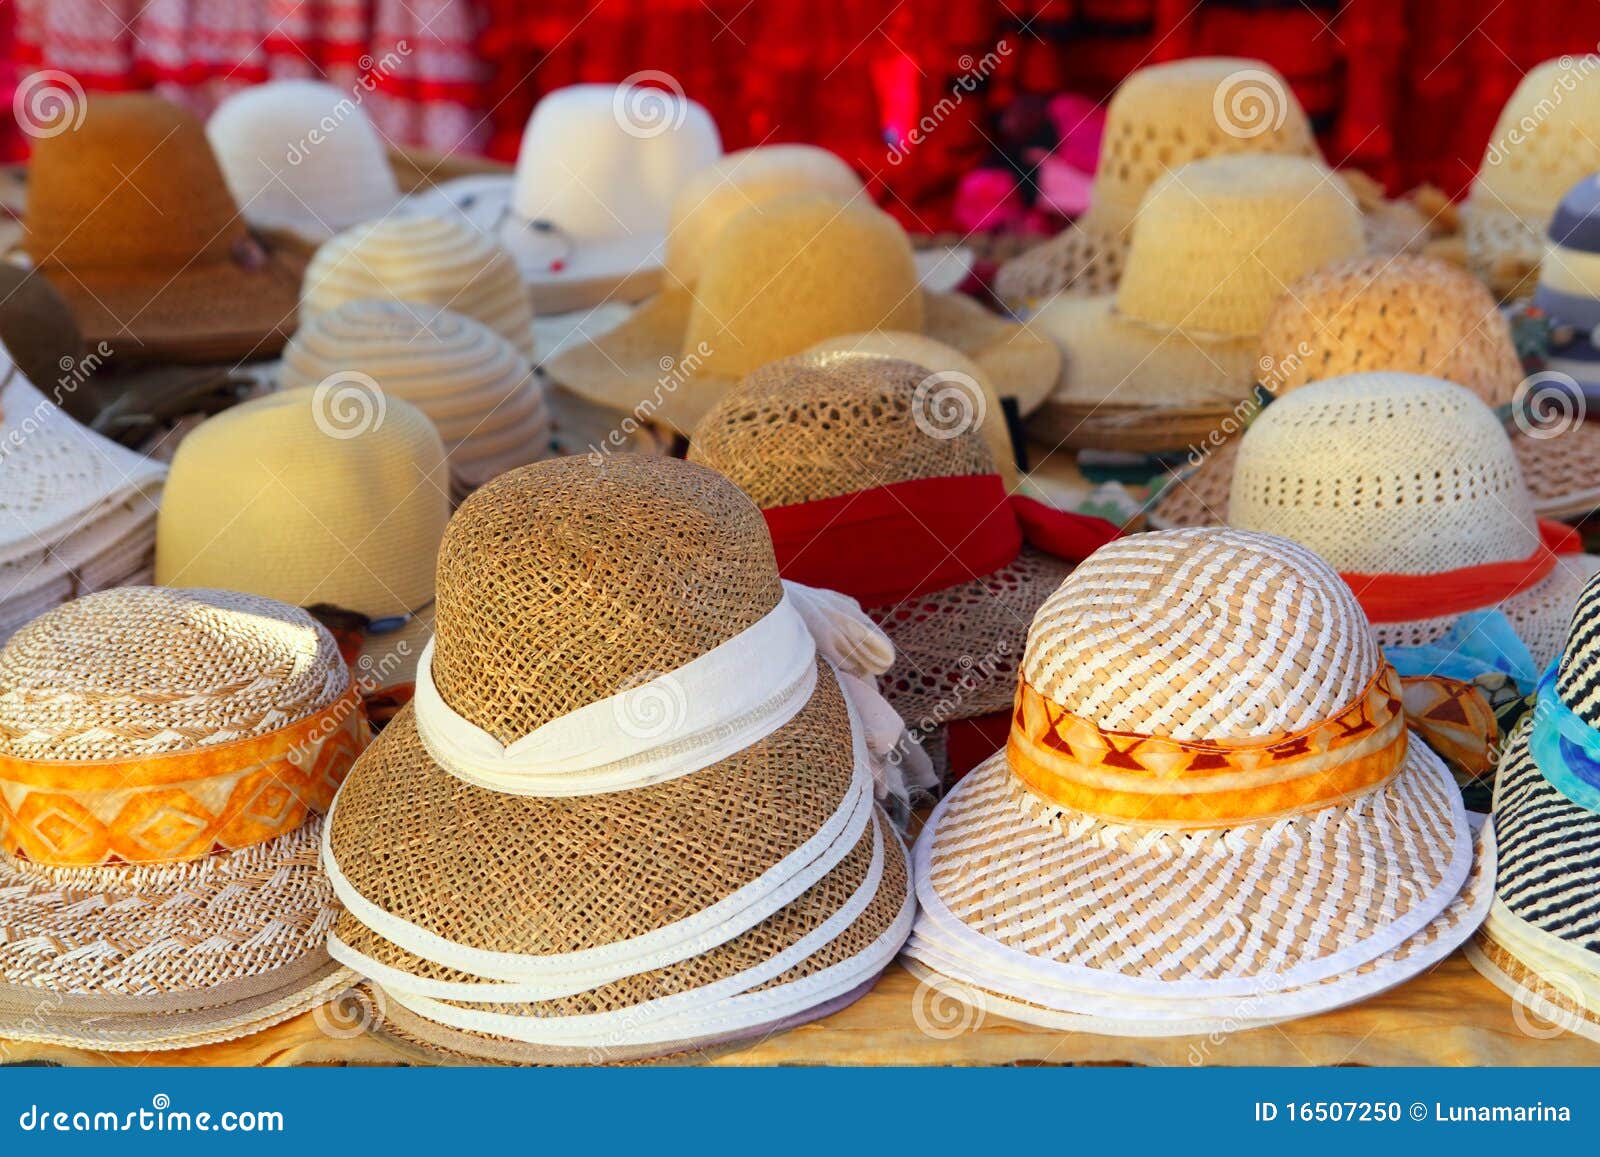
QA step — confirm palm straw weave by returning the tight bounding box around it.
[689,353,1070,732]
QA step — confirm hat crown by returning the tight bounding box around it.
[1115,155,1365,335]
[284,298,527,381]
[1536,175,1600,308]
[1473,57,1600,221]
[1021,527,1378,742]
[1259,255,1522,404]
[689,352,995,508]
[429,456,784,743]
[0,587,347,761]
[1556,571,1600,729]
[1230,373,1539,574]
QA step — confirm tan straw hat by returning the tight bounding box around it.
[903,526,1486,1034]
[24,93,302,364]
[154,387,450,687]
[322,455,914,1063]
[1027,154,1366,453]
[543,194,1059,436]
[0,586,368,1049]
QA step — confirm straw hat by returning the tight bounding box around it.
[1027,154,1366,453]
[544,195,1060,435]
[1531,176,1600,461]
[903,527,1485,1033]
[1463,57,1600,300]
[206,79,403,245]
[322,455,914,1063]
[279,300,554,502]
[154,388,450,687]
[24,94,302,364]
[1152,255,1600,526]
[0,586,367,1049]
[1466,572,1600,1044]
[396,84,721,314]
[302,216,537,362]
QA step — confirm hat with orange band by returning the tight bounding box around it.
[903,527,1490,1035]
[0,587,369,1050]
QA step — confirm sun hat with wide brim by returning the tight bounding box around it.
[322,455,915,1064]
[903,527,1484,1033]
[1026,154,1368,455]
[1152,255,1600,527]
[0,586,369,1049]
[543,194,1060,437]
[24,93,302,365]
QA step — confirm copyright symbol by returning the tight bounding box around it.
[1409,1103,1427,1121]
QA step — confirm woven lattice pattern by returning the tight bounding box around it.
[993,220,1126,308]
[1557,572,1600,728]
[1471,929,1600,1042]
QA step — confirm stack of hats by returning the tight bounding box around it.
[1467,571,1600,1044]
[1028,155,1367,454]
[1224,374,1599,794]
[207,79,403,245]
[322,456,914,1063]
[1153,254,1600,525]
[0,587,367,1049]
[280,300,554,503]
[302,216,537,363]
[690,352,1117,780]
[155,388,451,690]
[904,526,1489,1034]
[1533,174,1600,400]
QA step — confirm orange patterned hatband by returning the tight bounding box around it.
[0,685,369,867]
[1007,665,1407,827]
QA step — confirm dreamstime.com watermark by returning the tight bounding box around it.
[586,341,714,461]
[887,41,1012,164]
[0,344,113,462]
[285,42,412,165]
[911,974,987,1039]
[1183,343,1314,468]
[16,1095,283,1134]
[1212,68,1292,140]
[12,69,87,139]
[312,370,387,439]
[912,370,986,441]
[1513,370,1587,440]
[891,639,1013,768]
[1484,52,1600,166]
[613,70,691,139]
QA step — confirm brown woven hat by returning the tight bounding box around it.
[324,455,912,1063]
[24,93,302,364]
[0,586,368,1050]
[0,264,83,396]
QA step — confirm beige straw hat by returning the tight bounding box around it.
[154,388,450,687]
[903,527,1485,1033]
[301,216,537,363]
[279,300,555,503]
[543,194,1059,436]
[1153,255,1600,527]
[322,455,914,1063]
[1027,154,1367,454]
[0,586,367,1049]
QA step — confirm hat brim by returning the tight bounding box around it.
[1460,202,1545,301]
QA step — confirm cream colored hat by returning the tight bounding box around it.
[1463,57,1600,300]
[302,216,536,362]
[1153,255,1600,527]
[154,387,450,686]
[544,194,1060,435]
[397,83,721,314]
[0,586,366,1050]
[903,527,1486,1034]
[1027,154,1366,454]
[280,300,554,502]
[206,79,402,244]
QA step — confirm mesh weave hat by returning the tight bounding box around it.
[322,455,914,1063]
[1466,572,1600,1044]
[903,527,1485,1033]
[301,216,537,363]
[1027,154,1366,454]
[543,194,1060,435]
[206,79,403,245]
[24,93,302,365]
[1152,255,1600,526]
[154,388,450,688]
[279,300,554,502]
[0,586,368,1049]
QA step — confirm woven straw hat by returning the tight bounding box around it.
[903,527,1483,1032]
[302,216,537,362]
[0,586,367,1049]
[1153,255,1600,527]
[1028,154,1366,453]
[396,84,721,314]
[154,387,450,686]
[1463,57,1600,300]
[24,93,302,364]
[206,79,403,245]
[1531,177,1600,491]
[544,194,1060,435]
[324,455,913,1063]
[279,300,554,501]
